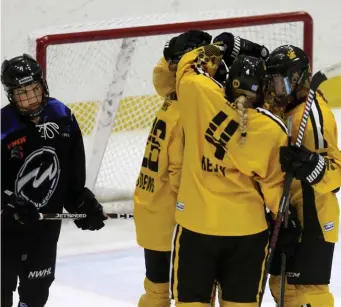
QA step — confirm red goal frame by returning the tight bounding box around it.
[35,11,313,77]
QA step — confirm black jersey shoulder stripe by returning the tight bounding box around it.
[256,107,288,134]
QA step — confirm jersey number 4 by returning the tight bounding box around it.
[205,111,239,160]
[142,118,167,172]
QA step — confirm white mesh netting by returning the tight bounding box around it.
[28,11,310,213]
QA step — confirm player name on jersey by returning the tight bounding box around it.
[136,172,155,193]
[201,155,226,176]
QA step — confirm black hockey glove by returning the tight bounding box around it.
[268,205,302,258]
[280,145,326,185]
[163,30,212,64]
[71,188,107,231]
[2,191,40,224]
[213,32,269,66]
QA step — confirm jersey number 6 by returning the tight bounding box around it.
[142,118,167,172]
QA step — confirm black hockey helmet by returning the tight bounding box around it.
[264,45,311,107]
[1,54,49,118]
[226,54,266,107]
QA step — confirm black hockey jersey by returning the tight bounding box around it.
[1,98,86,243]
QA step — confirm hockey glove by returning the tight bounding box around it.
[2,190,40,224]
[269,205,302,258]
[163,30,212,64]
[71,188,107,231]
[213,32,269,66]
[280,145,326,185]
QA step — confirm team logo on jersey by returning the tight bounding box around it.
[15,146,60,208]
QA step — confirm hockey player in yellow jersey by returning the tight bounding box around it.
[134,55,184,307]
[135,31,240,307]
[264,45,341,307]
[163,30,289,307]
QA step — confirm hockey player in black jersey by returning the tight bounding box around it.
[1,54,107,307]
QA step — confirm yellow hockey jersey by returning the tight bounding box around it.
[174,46,288,236]
[153,57,176,97]
[286,93,341,242]
[134,59,183,251]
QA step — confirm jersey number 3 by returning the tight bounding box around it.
[205,111,239,160]
[142,118,167,172]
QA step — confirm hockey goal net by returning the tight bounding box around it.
[31,11,313,213]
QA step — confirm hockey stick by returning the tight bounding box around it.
[279,208,289,307]
[3,190,134,220]
[279,117,292,307]
[39,212,134,220]
[259,62,341,305]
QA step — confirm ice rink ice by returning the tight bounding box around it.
[12,209,341,307]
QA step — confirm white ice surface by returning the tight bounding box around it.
[12,217,341,307]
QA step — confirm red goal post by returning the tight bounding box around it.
[36,11,313,76]
[33,11,313,213]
